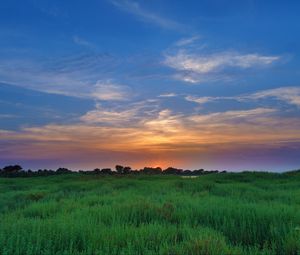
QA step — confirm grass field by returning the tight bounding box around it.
[0,172,300,255]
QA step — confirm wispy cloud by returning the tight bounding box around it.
[164,50,280,83]
[0,54,128,100]
[0,51,167,100]
[91,80,131,101]
[80,107,137,125]
[240,87,300,107]
[175,36,200,47]
[185,95,217,104]
[109,0,185,31]
[158,93,177,98]
[184,86,300,107]
[165,51,279,74]
[1,107,299,164]
[72,36,95,49]
[1,94,300,169]
[188,108,277,124]
[80,98,160,126]
[0,114,17,119]
[143,109,184,134]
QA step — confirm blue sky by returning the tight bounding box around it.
[0,0,300,171]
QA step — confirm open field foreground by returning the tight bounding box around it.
[0,172,300,255]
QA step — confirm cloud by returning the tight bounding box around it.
[0,54,128,99]
[72,36,95,49]
[185,95,216,104]
[175,36,200,47]
[80,108,136,124]
[110,0,185,31]
[1,104,300,169]
[0,51,168,101]
[240,87,300,107]
[165,51,279,78]
[80,102,140,125]
[173,73,200,84]
[91,81,131,101]
[188,108,277,124]
[80,99,160,125]
[184,86,300,107]
[162,36,284,84]
[143,109,184,134]
[0,114,17,119]
[158,93,177,98]
[1,107,299,157]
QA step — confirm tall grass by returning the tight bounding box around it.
[0,172,299,254]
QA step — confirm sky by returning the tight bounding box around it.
[0,0,300,171]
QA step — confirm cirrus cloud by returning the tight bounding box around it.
[92,80,131,101]
[164,50,280,83]
[184,86,300,107]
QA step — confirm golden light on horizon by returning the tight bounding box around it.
[1,107,300,170]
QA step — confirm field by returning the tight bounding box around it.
[0,172,300,255]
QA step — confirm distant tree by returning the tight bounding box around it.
[123,166,132,174]
[115,165,124,174]
[183,170,192,175]
[56,167,71,174]
[2,165,22,173]
[194,169,204,175]
[101,168,112,174]
[163,167,182,175]
[142,167,162,174]
[93,168,101,174]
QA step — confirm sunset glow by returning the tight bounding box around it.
[1,1,300,171]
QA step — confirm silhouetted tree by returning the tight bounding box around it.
[115,165,124,174]
[93,168,101,174]
[123,166,132,174]
[2,165,22,173]
[194,169,204,175]
[0,163,225,178]
[56,167,71,174]
[101,168,112,174]
[142,167,162,174]
[183,170,192,175]
[163,167,182,175]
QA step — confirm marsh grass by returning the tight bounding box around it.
[0,172,299,254]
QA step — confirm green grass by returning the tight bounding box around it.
[0,172,300,254]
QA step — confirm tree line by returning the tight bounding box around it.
[0,164,226,178]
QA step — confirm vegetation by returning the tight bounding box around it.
[0,169,300,254]
[0,165,222,178]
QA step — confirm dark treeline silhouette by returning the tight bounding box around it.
[0,164,227,178]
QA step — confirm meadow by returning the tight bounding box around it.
[0,171,300,255]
